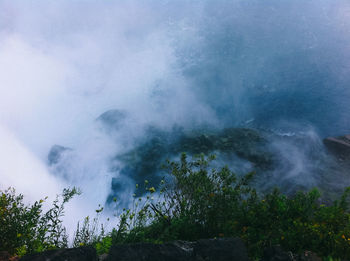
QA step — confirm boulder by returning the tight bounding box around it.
[19,246,97,261]
[105,238,250,261]
[105,241,193,261]
[323,135,350,160]
[193,238,250,261]
[260,246,294,261]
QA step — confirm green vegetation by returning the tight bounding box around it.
[0,187,80,256]
[1,153,350,260]
[109,153,350,259]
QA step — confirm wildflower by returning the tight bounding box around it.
[149,187,156,193]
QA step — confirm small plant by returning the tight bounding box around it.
[95,236,112,255]
[73,215,106,248]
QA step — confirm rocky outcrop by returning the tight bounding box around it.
[19,246,97,261]
[112,127,274,201]
[324,134,350,161]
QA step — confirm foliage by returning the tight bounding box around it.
[72,215,106,250]
[0,187,80,256]
[95,236,112,255]
[110,153,350,259]
[1,153,350,260]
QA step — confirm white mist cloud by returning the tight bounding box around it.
[0,125,62,200]
[0,1,216,234]
[1,0,350,238]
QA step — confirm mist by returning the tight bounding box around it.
[1,0,350,232]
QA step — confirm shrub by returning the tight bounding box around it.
[111,153,350,259]
[0,187,80,256]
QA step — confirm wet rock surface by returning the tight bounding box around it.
[324,134,350,161]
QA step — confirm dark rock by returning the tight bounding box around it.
[297,251,322,261]
[106,238,250,261]
[324,135,350,161]
[19,247,97,261]
[261,245,293,261]
[48,145,72,166]
[193,238,250,261]
[105,241,193,261]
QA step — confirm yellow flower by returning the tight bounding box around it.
[149,187,156,193]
